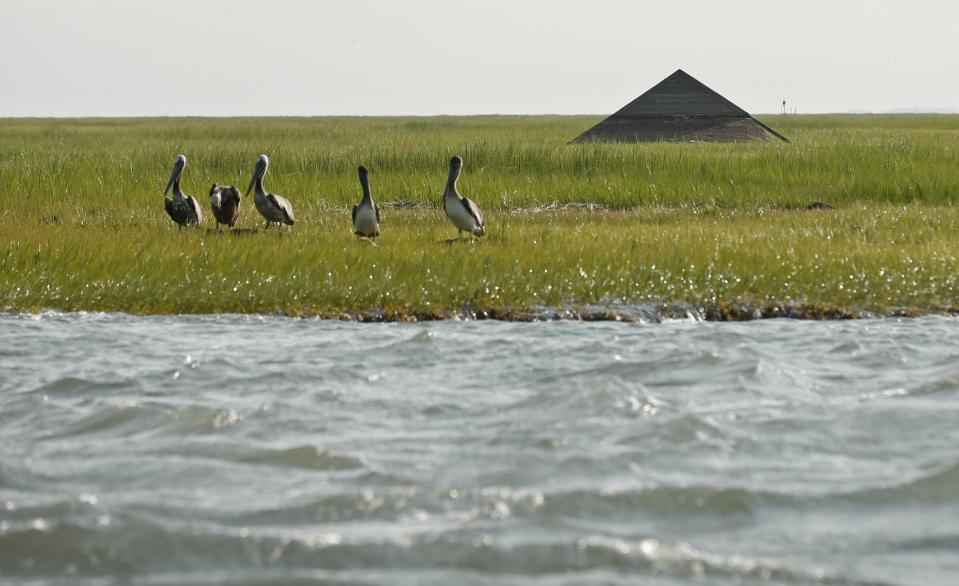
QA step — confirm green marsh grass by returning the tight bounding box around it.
[2,116,959,317]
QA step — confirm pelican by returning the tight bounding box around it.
[209,183,241,229]
[246,154,295,228]
[443,156,484,238]
[352,165,381,238]
[163,155,203,227]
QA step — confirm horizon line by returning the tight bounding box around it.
[2,111,959,120]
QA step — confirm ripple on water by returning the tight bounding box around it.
[836,461,959,506]
[160,443,364,472]
[617,412,731,446]
[25,376,144,397]
[500,379,658,420]
[43,403,245,440]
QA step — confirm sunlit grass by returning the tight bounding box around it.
[2,207,959,318]
[1,115,958,318]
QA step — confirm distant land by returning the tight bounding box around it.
[839,107,959,115]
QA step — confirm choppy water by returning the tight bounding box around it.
[1,313,958,586]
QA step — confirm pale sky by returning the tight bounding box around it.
[1,0,957,117]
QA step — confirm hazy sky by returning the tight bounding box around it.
[2,0,957,116]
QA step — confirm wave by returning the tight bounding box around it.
[163,443,363,472]
[835,461,959,506]
[210,466,959,529]
[210,483,794,528]
[40,403,249,441]
[0,520,893,586]
[25,376,143,397]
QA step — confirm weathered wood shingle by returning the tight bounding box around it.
[571,70,789,144]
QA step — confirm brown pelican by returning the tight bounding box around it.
[209,183,241,229]
[443,156,484,238]
[163,155,203,227]
[246,154,295,228]
[352,165,380,238]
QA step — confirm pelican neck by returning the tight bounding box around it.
[360,174,374,204]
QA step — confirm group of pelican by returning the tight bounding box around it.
[163,154,484,239]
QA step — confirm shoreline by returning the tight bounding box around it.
[3,301,952,323]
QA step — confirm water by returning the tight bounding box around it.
[1,313,958,586]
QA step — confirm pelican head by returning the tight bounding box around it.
[164,154,187,195]
[450,156,463,172]
[358,165,369,180]
[246,154,269,196]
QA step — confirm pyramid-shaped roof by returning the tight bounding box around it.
[571,70,788,143]
[612,69,749,117]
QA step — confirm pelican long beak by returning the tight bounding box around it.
[164,157,185,195]
[358,165,372,200]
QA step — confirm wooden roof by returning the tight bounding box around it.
[571,69,789,143]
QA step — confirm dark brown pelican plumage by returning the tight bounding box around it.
[352,165,381,238]
[246,154,295,228]
[443,156,484,238]
[210,183,241,229]
[163,155,203,227]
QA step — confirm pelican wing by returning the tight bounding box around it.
[351,204,358,225]
[268,193,295,225]
[188,196,203,225]
[375,204,381,224]
[165,196,201,226]
[164,198,177,223]
[461,197,483,228]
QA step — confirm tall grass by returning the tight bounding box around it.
[2,115,958,222]
[1,115,958,317]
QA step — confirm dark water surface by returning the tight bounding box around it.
[1,313,957,585]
